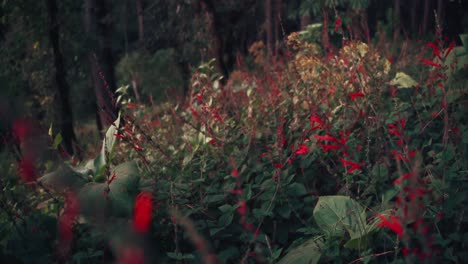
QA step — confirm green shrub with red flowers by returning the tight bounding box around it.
[1,31,467,263]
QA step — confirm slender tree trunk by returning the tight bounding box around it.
[265,0,272,58]
[47,0,78,156]
[301,13,311,30]
[437,0,444,27]
[136,0,144,47]
[84,0,117,133]
[322,8,330,50]
[274,0,281,54]
[410,0,419,36]
[422,0,431,34]
[199,0,229,79]
[393,0,400,43]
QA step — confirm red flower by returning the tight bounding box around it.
[377,214,404,237]
[295,144,309,156]
[231,169,239,177]
[348,92,365,101]
[320,144,340,152]
[426,42,441,59]
[421,59,442,68]
[309,115,325,130]
[340,159,362,173]
[133,192,153,233]
[334,18,342,32]
[393,173,413,185]
[313,134,338,143]
[237,201,246,216]
[444,41,456,58]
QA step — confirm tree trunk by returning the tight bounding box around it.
[274,0,281,54]
[421,0,431,34]
[410,0,418,35]
[265,0,272,58]
[84,0,118,133]
[136,0,144,47]
[437,0,444,28]
[199,0,229,79]
[47,0,78,156]
[300,13,311,30]
[393,0,400,43]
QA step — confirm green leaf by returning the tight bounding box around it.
[277,237,323,264]
[77,183,108,217]
[218,204,234,213]
[39,164,87,191]
[53,133,62,149]
[109,161,140,194]
[460,34,468,53]
[313,196,366,238]
[218,213,233,227]
[389,72,418,88]
[288,183,307,196]
[277,206,292,219]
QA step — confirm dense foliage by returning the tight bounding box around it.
[1,1,467,263]
[2,24,467,263]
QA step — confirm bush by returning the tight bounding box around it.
[2,32,467,263]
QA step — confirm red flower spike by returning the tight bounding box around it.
[377,214,404,238]
[313,134,338,143]
[114,133,125,139]
[426,42,441,59]
[309,115,324,128]
[393,173,413,185]
[334,18,342,32]
[421,59,442,68]
[133,192,153,233]
[295,144,309,156]
[349,92,365,101]
[231,169,239,178]
[320,144,340,152]
[340,159,363,173]
[237,201,247,216]
[444,41,456,58]
[108,172,117,184]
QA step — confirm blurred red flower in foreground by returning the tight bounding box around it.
[17,159,37,182]
[377,214,404,238]
[133,192,153,233]
[12,118,31,142]
[115,246,145,264]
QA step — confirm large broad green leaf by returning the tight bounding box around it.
[78,161,141,218]
[77,182,136,218]
[109,161,141,194]
[459,34,468,53]
[38,164,87,191]
[77,183,108,217]
[276,237,323,264]
[313,196,366,238]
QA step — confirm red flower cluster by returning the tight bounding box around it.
[377,214,404,238]
[295,144,309,156]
